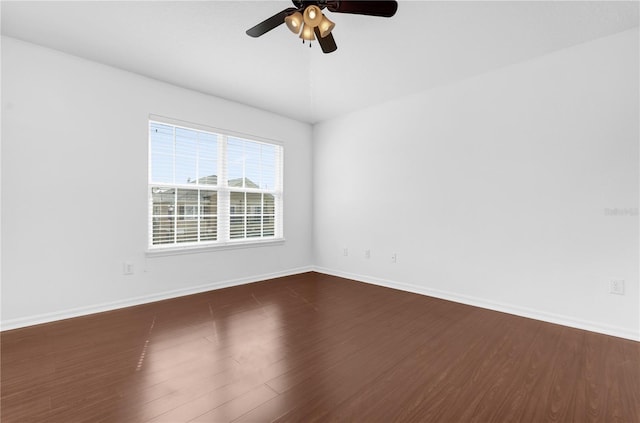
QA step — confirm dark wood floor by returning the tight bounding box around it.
[1,272,639,422]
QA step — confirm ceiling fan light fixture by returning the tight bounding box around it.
[303,5,323,27]
[299,23,316,41]
[284,11,303,34]
[317,14,335,38]
[246,0,398,54]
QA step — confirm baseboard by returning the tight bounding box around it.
[313,267,640,342]
[5,266,637,342]
[0,266,315,331]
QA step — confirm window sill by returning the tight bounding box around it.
[145,238,285,257]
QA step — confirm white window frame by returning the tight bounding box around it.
[147,116,284,254]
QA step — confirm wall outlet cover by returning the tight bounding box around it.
[610,280,625,295]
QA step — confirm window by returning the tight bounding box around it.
[148,119,283,250]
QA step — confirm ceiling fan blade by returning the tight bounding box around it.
[246,7,298,37]
[327,1,398,17]
[314,27,337,54]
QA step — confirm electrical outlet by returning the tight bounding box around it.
[610,280,625,295]
[123,262,134,275]
[365,249,371,259]
[391,253,397,263]
[343,247,348,257]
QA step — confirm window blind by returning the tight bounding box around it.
[148,119,283,250]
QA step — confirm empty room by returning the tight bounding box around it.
[1,1,638,422]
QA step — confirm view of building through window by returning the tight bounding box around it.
[149,120,282,248]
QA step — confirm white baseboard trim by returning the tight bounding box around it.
[1,266,315,331]
[313,266,640,342]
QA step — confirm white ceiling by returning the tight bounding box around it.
[2,1,638,123]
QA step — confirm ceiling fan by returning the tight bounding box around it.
[246,1,398,54]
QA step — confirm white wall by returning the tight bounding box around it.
[313,28,639,340]
[3,28,639,341]
[1,37,314,328]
